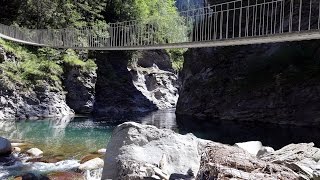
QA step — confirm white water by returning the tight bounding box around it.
[85,168,103,180]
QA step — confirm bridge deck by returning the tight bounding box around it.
[1,30,320,50]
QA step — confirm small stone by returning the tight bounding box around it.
[97,148,106,154]
[26,148,43,157]
[12,147,21,153]
[79,158,104,171]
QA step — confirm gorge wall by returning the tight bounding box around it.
[176,41,320,126]
[93,50,179,118]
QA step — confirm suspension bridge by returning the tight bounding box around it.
[0,0,320,50]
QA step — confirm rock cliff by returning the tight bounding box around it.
[177,41,320,126]
[93,50,179,118]
[64,66,96,114]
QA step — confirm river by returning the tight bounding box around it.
[0,108,319,179]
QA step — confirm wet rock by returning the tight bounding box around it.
[26,155,65,163]
[0,137,12,156]
[26,148,43,157]
[79,157,104,171]
[14,173,49,180]
[0,154,16,166]
[47,171,84,180]
[102,122,208,179]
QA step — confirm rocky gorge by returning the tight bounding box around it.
[0,44,179,120]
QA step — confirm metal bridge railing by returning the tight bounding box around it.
[0,0,320,49]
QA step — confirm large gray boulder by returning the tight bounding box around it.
[0,137,11,156]
[102,122,208,179]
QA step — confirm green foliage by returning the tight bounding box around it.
[63,49,97,71]
[104,0,187,44]
[167,48,187,72]
[2,0,107,29]
[0,39,96,89]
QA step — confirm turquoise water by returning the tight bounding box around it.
[0,109,178,159]
[0,117,114,158]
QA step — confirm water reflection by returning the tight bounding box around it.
[138,108,178,130]
[176,115,320,149]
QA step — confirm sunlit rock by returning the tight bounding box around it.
[234,141,263,156]
[97,149,106,155]
[26,148,43,157]
[102,122,208,179]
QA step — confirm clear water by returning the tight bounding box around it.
[0,109,178,159]
[1,108,320,159]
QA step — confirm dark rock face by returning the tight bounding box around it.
[93,51,158,118]
[135,50,174,72]
[177,41,320,126]
[64,67,96,114]
[0,137,11,156]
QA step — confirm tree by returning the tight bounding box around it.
[0,0,22,25]
[103,0,187,44]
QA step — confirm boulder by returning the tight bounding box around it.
[26,148,43,157]
[260,143,320,179]
[0,137,12,156]
[79,158,104,171]
[197,143,299,179]
[102,122,208,179]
